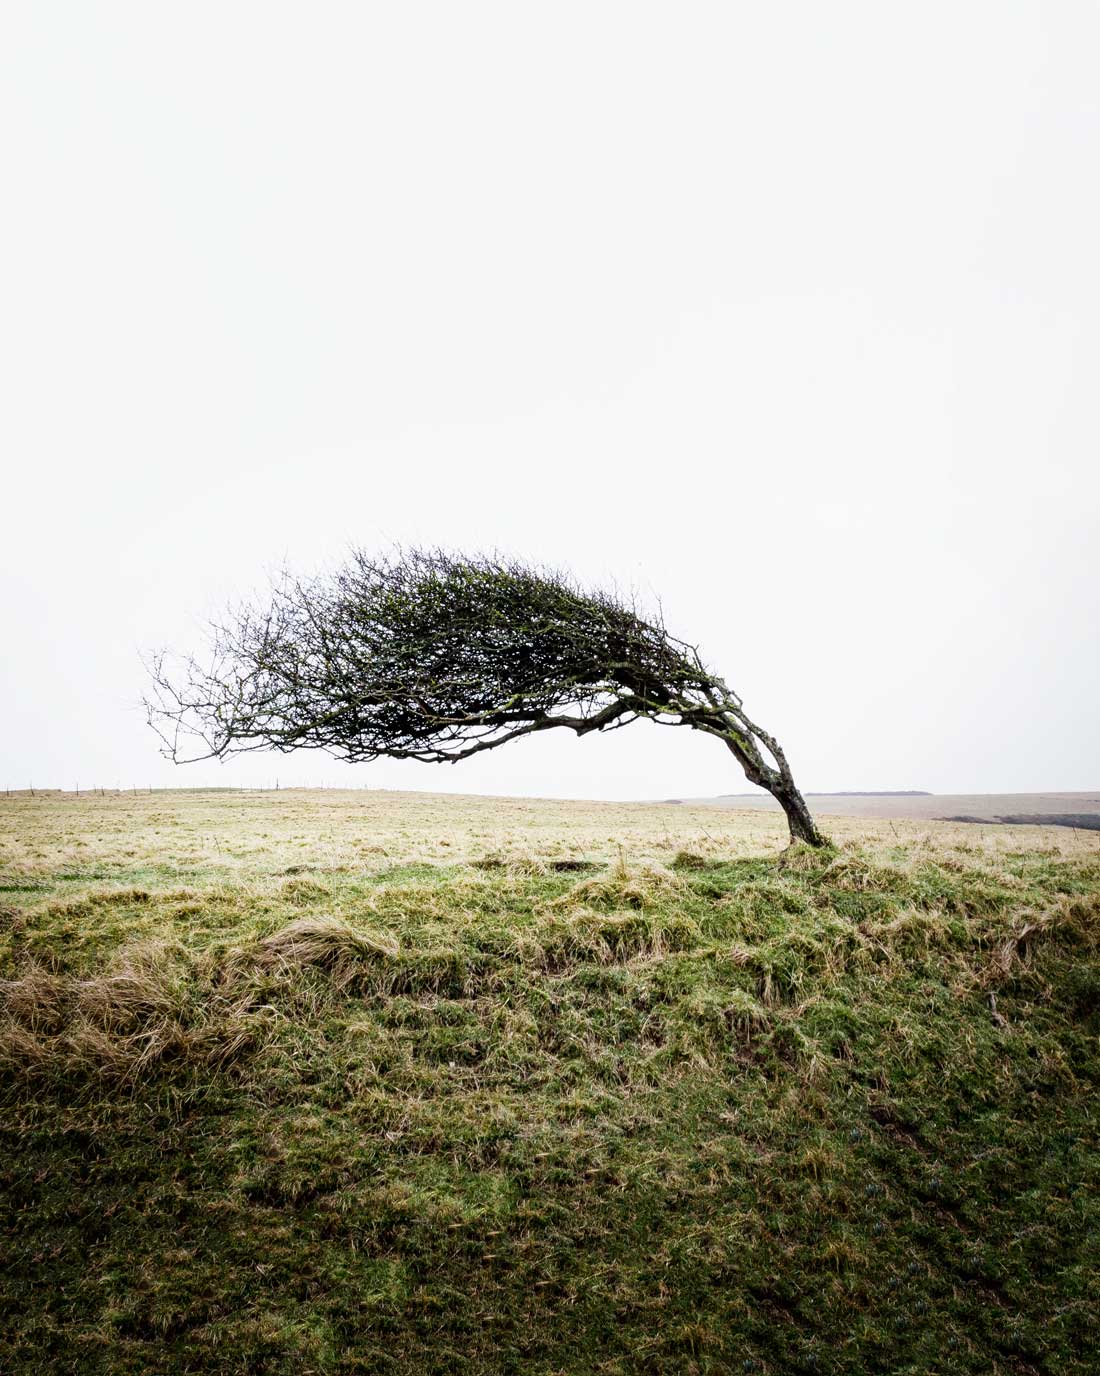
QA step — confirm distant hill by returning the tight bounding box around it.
[715,790,933,798]
[677,791,1100,825]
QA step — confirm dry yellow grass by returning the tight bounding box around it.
[1,785,1093,885]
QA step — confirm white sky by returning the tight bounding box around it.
[2,3,1098,800]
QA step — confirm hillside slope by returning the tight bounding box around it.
[2,792,1098,1374]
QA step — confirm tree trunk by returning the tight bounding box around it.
[681,706,827,848]
[770,778,827,848]
[712,722,827,848]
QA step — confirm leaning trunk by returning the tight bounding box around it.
[770,777,826,848]
[710,717,827,848]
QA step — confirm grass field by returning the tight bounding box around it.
[2,789,1098,1374]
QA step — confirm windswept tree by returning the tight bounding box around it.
[146,549,825,846]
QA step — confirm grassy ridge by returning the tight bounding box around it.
[1,793,1098,1374]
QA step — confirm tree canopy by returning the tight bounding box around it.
[146,549,824,845]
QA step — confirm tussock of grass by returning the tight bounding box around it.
[247,915,399,981]
[814,850,909,892]
[664,984,772,1063]
[981,891,1100,987]
[279,875,332,905]
[472,851,550,876]
[0,959,68,1030]
[74,938,193,1028]
[473,850,599,876]
[0,936,263,1082]
[520,905,702,968]
[554,858,687,910]
[60,1004,258,1078]
[2,791,1099,1374]
[858,904,961,955]
[44,885,155,917]
[671,848,711,870]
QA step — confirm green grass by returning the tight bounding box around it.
[1,792,1098,1373]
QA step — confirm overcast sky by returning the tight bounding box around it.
[2,3,1098,800]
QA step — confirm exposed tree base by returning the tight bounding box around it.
[774,785,828,849]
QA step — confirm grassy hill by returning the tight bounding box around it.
[2,791,1098,1374]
